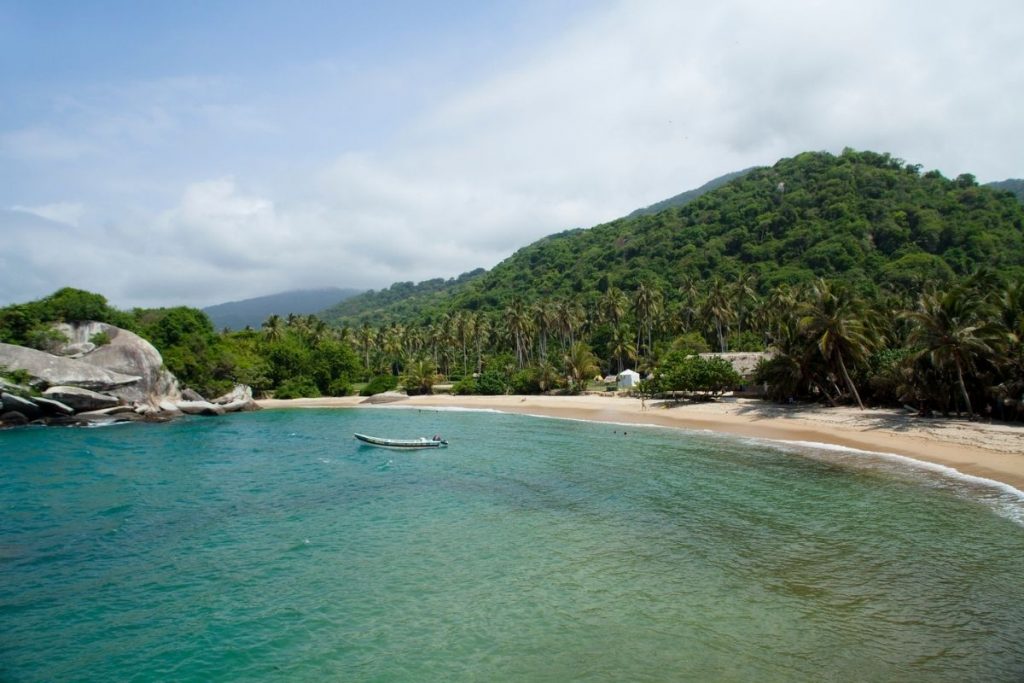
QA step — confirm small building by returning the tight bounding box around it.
[698,352,773,381]
[618,369,641,389]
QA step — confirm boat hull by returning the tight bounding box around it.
[353,433,448,449]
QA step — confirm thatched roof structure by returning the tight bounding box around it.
[698,352,773,379]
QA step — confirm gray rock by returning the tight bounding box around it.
[158,400,183,415]
[211,384,258,412]
[0,343,141,391]
[54,322,181,406]
[59,342,96,357]
[43,386,120,412]
[360,391,409,405]
[0,393,42,420]
[181,388,206,402]
[77,405,137,418]
[176,400,226,416]
[212,384,252,404]
[33,396,75,416]
[0,411,29,427]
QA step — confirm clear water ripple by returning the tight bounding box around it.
[2,408,1023,682]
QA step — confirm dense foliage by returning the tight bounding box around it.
[2,150,1022,413]
[320,269,486,327]
[0,292,360,399]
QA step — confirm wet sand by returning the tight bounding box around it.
[256,394,1024,491]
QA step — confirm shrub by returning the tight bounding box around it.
[451,377,478,395]
[475,370,508,395]
[89,331,111,346]
[327,378,353,396]
[274,377,321,399]
[360,374,399,396]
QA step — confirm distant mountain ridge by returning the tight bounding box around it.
[985,178,1024,204]
[204,287,362,330]
[627,168,756,218]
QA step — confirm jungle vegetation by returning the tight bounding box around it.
[2,150,1023,419]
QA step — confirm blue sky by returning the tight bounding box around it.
[2,0,1022,309]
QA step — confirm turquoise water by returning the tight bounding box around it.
[2,408,1023,682]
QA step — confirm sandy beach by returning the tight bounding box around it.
[256,394,1024,492]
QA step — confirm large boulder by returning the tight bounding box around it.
[176,400,226,416]
[33,396,75,416]
[0,343,141,391]
[211,384,259,413]
[43,386,121,412]
[53,322,181,407]
[1,392,42,420]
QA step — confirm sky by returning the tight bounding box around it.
[1,0,1022,309]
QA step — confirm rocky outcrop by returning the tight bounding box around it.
[360,390,409,405]
[53,322,181,406]
[43,386,120,412]
[0,343,141,391]
[0,320,258,428]
[210,384,258,412]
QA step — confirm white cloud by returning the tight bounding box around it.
[2,0,1023,309]
[10,202,86,227]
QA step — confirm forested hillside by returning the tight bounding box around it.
[334,149,1024,325]
[626,167,754,218]
[3,149,1022,417]
[319,268,486,326]
[986,179,1024,204]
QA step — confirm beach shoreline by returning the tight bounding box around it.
[256,394,1024,492]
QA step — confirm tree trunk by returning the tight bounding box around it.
[954,356,974,418]
[837,351,865,410]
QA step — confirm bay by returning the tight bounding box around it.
[2,408,1023,681]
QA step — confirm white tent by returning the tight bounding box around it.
[617,369,641,389]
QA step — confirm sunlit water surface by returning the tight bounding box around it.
[2,408,1023,681]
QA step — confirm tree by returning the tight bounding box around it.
[564,341,600,393]
[798,279,878,409]
[702,277,735,352]
[607,324,636,374]
[505,298,533,368]
[262,314,285,343]
[403,357,439,395]
[903,287,1002,418]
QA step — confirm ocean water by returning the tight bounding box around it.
[2,407,1023,682]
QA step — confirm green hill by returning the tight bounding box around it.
[626,167,755,218]
[319,269,486,327]
[328,149,1024,326]
[985,178,1024,204]
[471,150,1023,302]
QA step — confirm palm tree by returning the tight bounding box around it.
[702,277,735,352]
[533,299,558,362]
[472,313,491,374]
[607,323,636,374]
[633,282,663,361]
[798,279,878,410]
[556,298,585,351]
[402,357,439,396]
[600,286,628,328]
[262,314,285,343]
[505,298,534,368]
[356,322,375,371]
[903,287,1003,418]
[730,272,758,334]
[382,323,405,375]
[564,341,600,393]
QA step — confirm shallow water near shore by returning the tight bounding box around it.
[3,408,1023,681]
